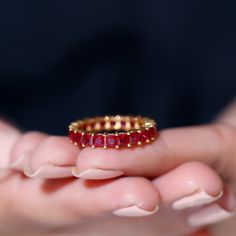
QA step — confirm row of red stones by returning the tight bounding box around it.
[69,126,157,148]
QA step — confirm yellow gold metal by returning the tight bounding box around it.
[126,121,131,130]
[104,116,110,121]
[94,122,101,130]
[115,115,121,120]
[114,121,121,130]
[104,121,111,130]
[69,115,156,132]
[91,133,95,148]
[134,122,140,129]
[86,125,92,132]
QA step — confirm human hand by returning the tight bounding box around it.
[1,99,236,236]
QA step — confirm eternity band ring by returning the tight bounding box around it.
[68,115,158,149]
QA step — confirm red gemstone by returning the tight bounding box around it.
[100,121,105,129]
[90,122,96,129]
[140,129,150,142]
[111,121,116,127]
[130,132,140,145]
[130,119,135,128]
[121,120,126,128]
[69,130,76,142]
[74,132,82,144]
[93,134,104,147]
[119,133,130,147]
[106,135,119,148]
[82,133,92,146]
[149,126,156,138]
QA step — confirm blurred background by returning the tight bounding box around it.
[0,1,235,135]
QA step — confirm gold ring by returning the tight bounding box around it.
[68,115,157,149]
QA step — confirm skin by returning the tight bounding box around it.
[0,99,236,236]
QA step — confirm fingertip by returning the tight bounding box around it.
[106,177,160,214]
[11,134,80,178]
[29,136,79,169]
[153,162,223,209]
[10,131,48,170]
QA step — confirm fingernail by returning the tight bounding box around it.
[173,190,223,210]
[72,167,124,180]
[9,154,28,170]
[113,205,159,217]
[188,204,236,227]
[24,165,74,178]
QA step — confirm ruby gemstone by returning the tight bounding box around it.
[69,130,76,142]
[74,132,82,144]
[119,133,130,147]
[121,121,126,129]
[140,129,150,142]
[100,121,105,129]
[130,120,135,128]
[106,135,119,148]
[93,134,104,147]
[130,132,140,145]
[149,126,156,138]
[111,121,116,128]
[82,133,92,146]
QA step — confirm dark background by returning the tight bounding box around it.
[0,1,235,135]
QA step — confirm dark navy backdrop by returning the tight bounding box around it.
[0,1,235,134]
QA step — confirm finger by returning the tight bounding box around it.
[0,120,21,170]
[152,162,223,210]
[7,176,159,224]
[215,98,236,127]
[10,134,80,178]
[9,131,48,169]
[151,161,236,228]
[187,186,236,228]
[73,123,236,179]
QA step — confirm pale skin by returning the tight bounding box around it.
[0,99,236,236]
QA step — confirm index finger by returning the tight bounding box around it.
[73,123,236,179]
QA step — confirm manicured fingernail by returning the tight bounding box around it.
[188,204,236,227]
[9,154,28,169]
[24,165,74,178]
[173,190,223,210]
[113,205,159,217]
[72,167,124,180]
